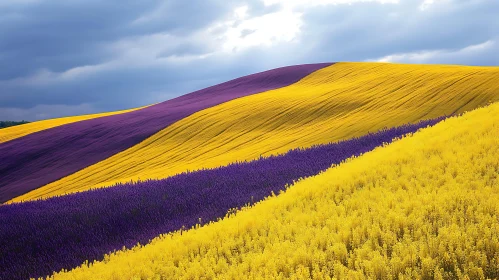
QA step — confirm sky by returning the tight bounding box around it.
[0,0,498,121]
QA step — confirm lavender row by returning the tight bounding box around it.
[0,117,444,280]
[0,63,332,203]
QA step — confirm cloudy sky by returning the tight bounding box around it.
[1,0,498,121]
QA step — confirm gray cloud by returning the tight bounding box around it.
[299,0,499,63]
[1,0,498,121]
[0,103,98,121]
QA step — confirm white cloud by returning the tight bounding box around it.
[212,0,400,53]
[234,5,249,19]
[419,0,435,11]
[419,0,435,10]
[220,7,303,52]
[211,0,402,53]
[375,50,441,63]
[0,63,116,86]
[262,0,399,8]
[372,40,496,64]
[419,0,451,11]
[460,40,495,52]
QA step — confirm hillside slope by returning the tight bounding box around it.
[0,63,330,203]
[16,62,499,202]
[49,102,499,280]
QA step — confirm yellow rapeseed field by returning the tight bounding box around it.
[14,62,499,202]
[46,101,499,280]
[0,106,147,144]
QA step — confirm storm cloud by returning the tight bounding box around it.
[1,0,498,120]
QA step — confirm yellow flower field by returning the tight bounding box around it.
[47,101,499,280]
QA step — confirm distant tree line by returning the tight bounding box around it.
[0,121,29,129]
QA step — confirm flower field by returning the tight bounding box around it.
[0,118,441,280]
[13,62,499,203]
[0,62,499,280]
[47,102,499,280]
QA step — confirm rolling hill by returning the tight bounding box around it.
[8,62,499,203]
[1,62,499,280]
[0,63,330,203]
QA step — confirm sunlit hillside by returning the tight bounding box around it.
[15,62,499,202]
[48,102,499,280]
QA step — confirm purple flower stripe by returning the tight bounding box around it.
[0,116,445,280]
[0,63,332,204]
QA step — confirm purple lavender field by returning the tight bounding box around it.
[0,117,444,280]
